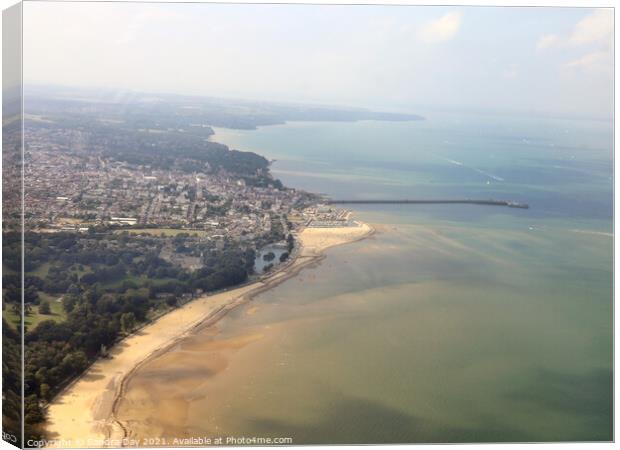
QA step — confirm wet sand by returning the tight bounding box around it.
[43,222,373,448]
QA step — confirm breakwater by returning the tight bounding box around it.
[327,199,529,209]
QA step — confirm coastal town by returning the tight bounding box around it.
[20,119,355,240]
[3,92,374,447]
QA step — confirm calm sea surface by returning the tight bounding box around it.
[118,112,613,443]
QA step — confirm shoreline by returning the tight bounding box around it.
[43,222,375,448]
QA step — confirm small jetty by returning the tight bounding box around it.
[326,199,529,209]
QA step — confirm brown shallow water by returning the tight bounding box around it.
[116,216,612,444]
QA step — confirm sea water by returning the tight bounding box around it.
[117,111,613,443]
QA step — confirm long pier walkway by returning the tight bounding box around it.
[327,199,529,209]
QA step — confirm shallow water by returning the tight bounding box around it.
[118,112,613,443]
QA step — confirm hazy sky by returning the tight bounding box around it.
[23,2,613,118]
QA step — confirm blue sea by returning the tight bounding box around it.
[118,111,613,443]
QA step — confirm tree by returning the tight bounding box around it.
[24,395,44,424]
[39,301,51,315]
[287,234,295,252]
[120,312,135,333]
[60,351,88,375]
[62,294,78,313]
[34,368,47,386]
[39,383,51,401]
[67,283,81,295]
[24,286,40,305]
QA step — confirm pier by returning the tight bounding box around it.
[326,199,529,209]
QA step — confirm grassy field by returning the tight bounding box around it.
[29,262,52,278]
[26,262,92,280]
[99,273,145,289]
[3,291,67,330]
[115,228,212,238]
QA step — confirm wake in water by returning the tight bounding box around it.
[442,156,505,182]
[569,229,613,238]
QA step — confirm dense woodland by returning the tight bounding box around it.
[26,117,272,178]
[2,321,21,446]
[95,127,271,176]
[3,222,290,441]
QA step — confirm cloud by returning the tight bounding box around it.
[536,9,612,75]
[536,9,613,51]
[536,34,559,51]
[21,3,613,118]
[418,11,462,43]
[568,9,613,47]
[565,50,609,70]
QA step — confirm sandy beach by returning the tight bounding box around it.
[42,222,373,448]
